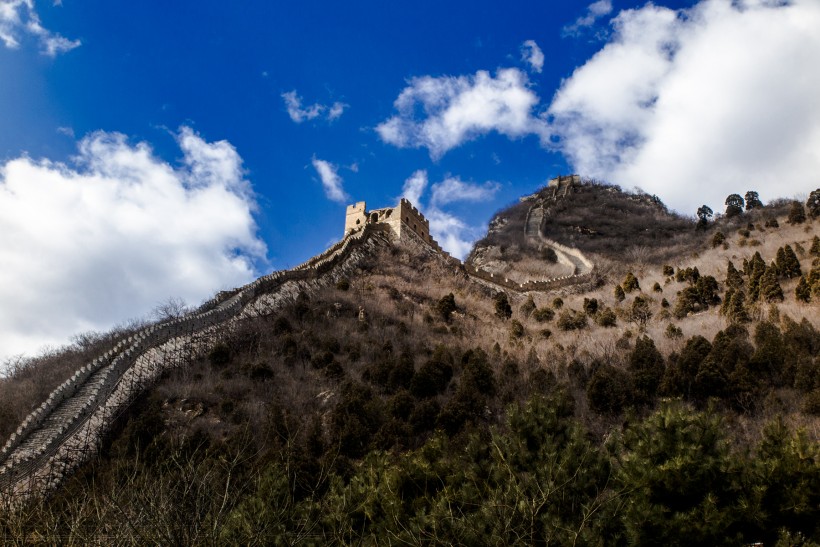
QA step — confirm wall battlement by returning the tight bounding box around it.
[344,198,439,250]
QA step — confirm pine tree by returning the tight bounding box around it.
[748,252,766,300]
[795,276,811,303]
[614,284,626,302]
[781,245,802,279]
[759,266,784,303]
[725,194,744,218]
[810,235,820,257]
[775,246,787,276]
[725,261,744,290]
[725,290,751,324]
[745,190,763,210]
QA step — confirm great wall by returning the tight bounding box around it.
[0,177,594,503]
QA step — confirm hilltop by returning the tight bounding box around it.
[0,180,818,544]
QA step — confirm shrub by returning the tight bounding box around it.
[662,265,675,277]
[614,285,626,302]
[509,319,525,339]
[208,343,231,367]
[595,307,617,327]
[665,323,683,339]
[629,295,653,329]
[653,282,662,293]
[711,232,726,248]
[557,309,588,331]
[336,278,351,291]
[552,297,564,309]
[520,296,536,318]
[542,247,558,263]
[532,307,555,322]
[494,292,512,320]
[622,272,640,293]
[436,293,457,322]
[582,297,599,315]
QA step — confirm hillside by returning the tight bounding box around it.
[1,182,819,544]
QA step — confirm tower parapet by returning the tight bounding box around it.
[344,199,442,251]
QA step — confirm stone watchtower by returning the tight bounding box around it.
[344,199,442,251]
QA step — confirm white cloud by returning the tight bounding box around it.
[401,169,428,206]
[431,176,500,206]
[520,39,545,73]
[398,170,498,259]
[0,0,79,55]
[282,90,348,123]
[563,0,614,36]
[0,127,266,366]
[376,68,548,159]
[311,157,348,203]
[549,0,820,215]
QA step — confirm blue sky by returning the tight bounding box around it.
[1,0,819,363]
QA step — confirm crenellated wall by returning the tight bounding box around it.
[0,225,391,502]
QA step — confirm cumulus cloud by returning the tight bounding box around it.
[0,127,266,366]
[376,68,548,159]
[549,0,820,214]
[520,39,545,73]
[282,90,348,123]
[563,0,614,37]
[399,170,499,259]
[0,0,79,55]
[431,176,500,206]
[311,157,349,203]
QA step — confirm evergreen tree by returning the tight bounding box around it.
[725,261,744,290]
[622,271,640,293]
[759,265,784,303]
[795,276,811,303]
[629,336,664,404]
[744,190,763,210]
[747,252,767,300]
[788,201,806,224]
[780,245,802,279]
[615,403,742,545]
[726,290,750,324]
[614,284,626,302]
[810,235,820,257]
[725,193,744,218]
[775,246,787,275]
[661,335,712,399]
[629,295,653,329]
[807,188,820,219]
[696,205,713,229]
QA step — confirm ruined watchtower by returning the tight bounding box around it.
[345,199,442,251]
